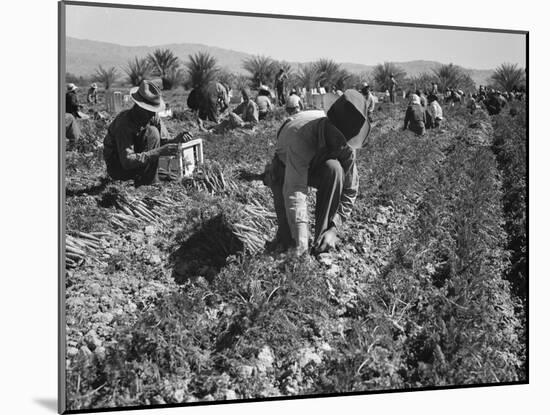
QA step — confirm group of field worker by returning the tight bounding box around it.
[64,74,521,257]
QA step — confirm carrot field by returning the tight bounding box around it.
[63,93,527,410]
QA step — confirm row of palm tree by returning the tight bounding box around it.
[87,47,526,95]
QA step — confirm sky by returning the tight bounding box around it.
[65,4,527,70]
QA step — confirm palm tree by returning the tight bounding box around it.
[147,48,180,90]
[407,72,437,93]
[313,58,343,90]
[490,63,526,91]
[185,51,219,89]
[123,57,151,87]
[432,63,475,92]
[92,65,119,90]
[242,55,277,88]
[217,67,237,90]
[372,62,407,92]
[296,63,318,91]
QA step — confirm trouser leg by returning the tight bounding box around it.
[308,159,344,240]
[269,156,293,248]
[65,113,80,149]
[277,86,285,105]
[134,125,161,186]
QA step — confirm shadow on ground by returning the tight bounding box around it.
[169,214,244,283]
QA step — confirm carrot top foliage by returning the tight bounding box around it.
[64,98,526,410]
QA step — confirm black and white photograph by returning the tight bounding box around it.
[59,1,528,413]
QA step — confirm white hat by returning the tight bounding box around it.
[67,83,78,92]
[259,85,269,92]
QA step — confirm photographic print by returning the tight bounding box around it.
[60,1,528,412]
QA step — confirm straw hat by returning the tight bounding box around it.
[327,89,371,150]
[67,83,78,92]
[130,80,165,113]
[91,83,98,89]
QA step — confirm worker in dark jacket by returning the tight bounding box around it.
[103,80,192,186]
[264,90,371,256]
[403,94,426,135]
[187,81,226,131]
[484,90,504,116]
[66,83,81,117]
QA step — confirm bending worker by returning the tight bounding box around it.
[103,80,191,186]
[264,90,370,256]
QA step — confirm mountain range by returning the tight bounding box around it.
[66,37,493,86]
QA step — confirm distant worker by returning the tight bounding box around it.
[264,90,371,255]
[416,89,427,107]
[66,83,81,117]
[403,94,426,135]
[389,73,398,103]
[216,82,230,113]
[360,83,375,122]
[466,93,478,114]
[484,90,504,116]
[285,94,302,116]
[289,89,305,111]
[274,68,288,106]
[426,94,443,129]
[431,82,438,95]
[103,80,192,186]
[87,83,98,105]
[256,85,273,120]
[231,88,259,126]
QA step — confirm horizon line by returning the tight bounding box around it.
[66,36,510,72]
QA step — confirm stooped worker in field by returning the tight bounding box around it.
[403,94,426,135]
[256,85,273,120]
[484,90,504,116]
[210,88,259,133]
[425,94,443,129]
[264,90,371,256]
[187,81,225,131]
[103,80,192,186]
[360,83,376,122]
[285,94,302,116]
[87,83,98,105]
[216,82,230,114]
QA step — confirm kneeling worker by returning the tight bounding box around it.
[103,80,191,186]
[265,90,371,255]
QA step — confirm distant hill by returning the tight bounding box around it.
[66,37,493,86]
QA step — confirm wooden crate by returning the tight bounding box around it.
[159,138,204,178]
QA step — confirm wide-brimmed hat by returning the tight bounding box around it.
[130,80,165,113]
[327,89,371,150]
[67,83,78,92]
[91,83,97,89]
[259,85,269,92]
